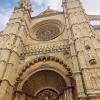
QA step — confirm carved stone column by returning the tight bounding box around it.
[21,94,26,100]
[64,90,67,100]
[66,87,73,100]
[14,92,22,100]
[59,93,63,100]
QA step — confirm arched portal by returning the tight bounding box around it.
[14,56,78,100]
[22,70,66,100]
[15,70,77,100]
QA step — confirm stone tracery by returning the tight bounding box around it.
[30,20,64,41]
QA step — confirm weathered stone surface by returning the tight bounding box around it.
[0,0,100,100]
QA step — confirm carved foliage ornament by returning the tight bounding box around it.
[30,20,64,41]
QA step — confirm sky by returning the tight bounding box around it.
[0,0,100,31]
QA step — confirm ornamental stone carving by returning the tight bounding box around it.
[23,40,68,56]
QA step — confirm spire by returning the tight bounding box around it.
[47,6,51,10]
[15,0,32,12]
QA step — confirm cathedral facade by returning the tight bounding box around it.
[0,0,100,100]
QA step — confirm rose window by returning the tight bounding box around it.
[30,20,64,41]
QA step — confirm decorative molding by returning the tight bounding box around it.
[23,40,69,56]
[15,56,71,85]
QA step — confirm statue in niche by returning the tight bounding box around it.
[84,41,96,65]
[87,52,96,65]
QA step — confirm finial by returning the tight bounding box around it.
[47,6,51,10]
[15,0,32,12]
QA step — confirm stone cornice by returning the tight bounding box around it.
[86,15,100,21]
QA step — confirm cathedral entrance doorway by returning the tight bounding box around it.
[21,70,66,100]
[14,69,77,100]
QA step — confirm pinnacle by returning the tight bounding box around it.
[47,6,51,10]
[16,0,32,12]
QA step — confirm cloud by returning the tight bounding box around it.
[31,0,62,16]
[32,0,44,6]
[0,0,100,31]
[44,0,62,11]
[81,0,100,15]
[0,7,12,31]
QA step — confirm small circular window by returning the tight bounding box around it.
[30,20,64,41]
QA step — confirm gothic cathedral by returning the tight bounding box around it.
[0,0,100,100]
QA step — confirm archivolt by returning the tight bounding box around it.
[15,56,72,86]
